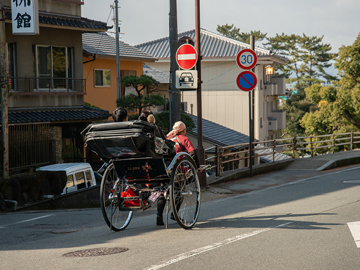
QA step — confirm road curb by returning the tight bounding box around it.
[317,156,360,171]
[207,159,294,186]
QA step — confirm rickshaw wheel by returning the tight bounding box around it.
[170,155,201,229]
[100,162,133,231]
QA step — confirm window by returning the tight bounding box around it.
[94,69,111,86]
[120,70,136,96]
[66,175,75,188]
[35,45,74,89]
[74,171,86,189]
[85,170,92,187]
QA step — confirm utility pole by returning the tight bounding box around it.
[0,2,9,180]
[195,0,206,187]
[114,0,121,99]
[169,0,180,129]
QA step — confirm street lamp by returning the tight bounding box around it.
[265,65,274,83]
[265,65,274,75]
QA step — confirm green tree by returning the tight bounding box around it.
[264,33,337,87]
[117,74,166,115]
[216,24,267,44]
[264,33,337,138]
[301,34,360,136]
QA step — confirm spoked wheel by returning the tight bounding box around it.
[100,162,133,231]
[170,156,201,229]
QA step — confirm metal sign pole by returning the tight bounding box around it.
[115,0,121,99]
[250,36,255,171]
[248,91,252,176]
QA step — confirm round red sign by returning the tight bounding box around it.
[236,49,257,70]
[236,71,257,91]
[176,44,198,70]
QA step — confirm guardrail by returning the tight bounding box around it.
[205,132,360,177]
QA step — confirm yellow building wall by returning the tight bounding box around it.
[83,57,144,119]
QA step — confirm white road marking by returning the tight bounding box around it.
[0,214,53,228]
[348,221,360,248]
[144,222,292,270]
[343,180,360,183]
[177,54,196,60]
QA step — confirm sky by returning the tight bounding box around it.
[82,0,360,52]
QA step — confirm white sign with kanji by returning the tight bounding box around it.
[11,0,39,35]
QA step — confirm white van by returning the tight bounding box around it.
[36,163,97,195]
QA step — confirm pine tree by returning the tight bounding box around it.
[216,24,267,44]
[117,74,166,115]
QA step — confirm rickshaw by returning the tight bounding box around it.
[82,120,201,231]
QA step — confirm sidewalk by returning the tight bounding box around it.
[202,150,360,199]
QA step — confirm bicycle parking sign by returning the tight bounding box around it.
[236,49,257,70]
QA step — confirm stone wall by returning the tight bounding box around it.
[49,126,63,163]
[0,171,67,212]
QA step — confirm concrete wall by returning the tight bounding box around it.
[145,60,285,142]
[83,57,145,119]
[6,24,84,108]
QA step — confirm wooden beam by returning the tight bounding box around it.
[53,0,84,5]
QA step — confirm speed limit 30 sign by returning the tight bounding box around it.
[236,49,257,70]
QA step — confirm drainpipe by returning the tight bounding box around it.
[83,54,96,64]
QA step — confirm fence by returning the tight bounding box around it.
[205,132,360,177]
[0,124,56,175]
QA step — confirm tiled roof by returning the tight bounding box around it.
[3,106,110,125]
[4,8,109,32]
[143,64,170,84]
[136,29,287,63]
[82,33,157,61]
[255,144,291,163]
[188,114,290,162]
[188,114,249,147]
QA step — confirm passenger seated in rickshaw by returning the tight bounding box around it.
[112,107,128,122]
[156,121,202,226]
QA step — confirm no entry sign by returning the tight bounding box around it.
[176,44,198,70]
[236,71,257,91]
[236,49,257,70]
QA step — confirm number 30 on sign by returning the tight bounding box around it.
[236,49,257,70]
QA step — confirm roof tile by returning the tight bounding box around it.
[2,106,110,125]
[5,8,109,31]
[136,29,275,59]
[82,32,157,61]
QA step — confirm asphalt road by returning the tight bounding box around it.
[2,165,360,269]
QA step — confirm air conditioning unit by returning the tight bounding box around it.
[181,102,188,112]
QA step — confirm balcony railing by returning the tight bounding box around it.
[8,77,86,95]
[263,77,286,96]
[270,76,286,96]
[268,110,286,130]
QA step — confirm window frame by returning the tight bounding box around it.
[34,45,74,91]
[94,69,111,87]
